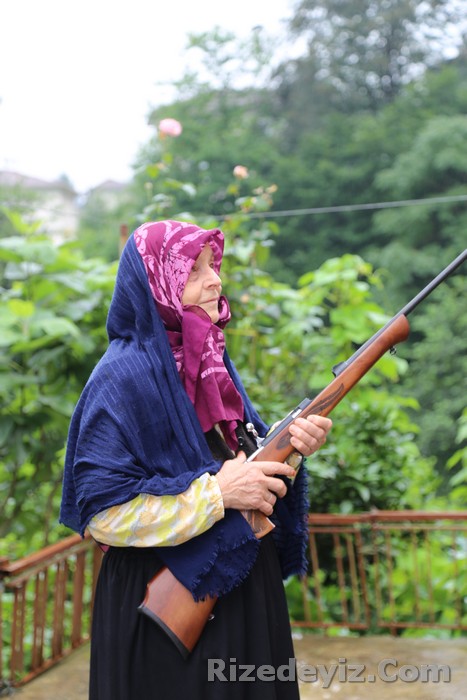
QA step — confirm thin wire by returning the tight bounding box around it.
[1,192,467,225]
[218,193,467,220]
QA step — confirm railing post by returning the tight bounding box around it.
[31,569,47,672]
[71,551,86,648]
[11,582,26,681]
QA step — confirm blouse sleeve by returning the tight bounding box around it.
[87,472,224,547]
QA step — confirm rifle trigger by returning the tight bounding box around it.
[389,346,396,355]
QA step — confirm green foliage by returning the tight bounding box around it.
[0,232,116,557]
[76,184,137,262]
[215,215,439,515]
[0,187,42,240]
[446,410,467,506]
[372,115,467,288]
[398,277,467,481]
[361,107,467,478]
[369,530,467,630]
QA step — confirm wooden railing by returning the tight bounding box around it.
[291,510,467,634]
[0,533,102,689]
[1,512,466,687]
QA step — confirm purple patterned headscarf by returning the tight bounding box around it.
[134,220,244,449]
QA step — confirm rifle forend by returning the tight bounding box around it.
[246,313,410,466]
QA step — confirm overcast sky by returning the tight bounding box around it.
[0,0,295,193]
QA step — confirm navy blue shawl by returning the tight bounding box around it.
[60,234,309,599]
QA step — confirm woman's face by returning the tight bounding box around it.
[182,244,222,322]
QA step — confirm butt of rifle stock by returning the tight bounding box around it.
[138,509,274,657]
[138,566,217,659]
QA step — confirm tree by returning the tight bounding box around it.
[130,28,284,221]
[364,113,467,323]
[399,276,467,483]
[282,0,467,114]
[267,61,467,282]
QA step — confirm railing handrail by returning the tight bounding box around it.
[0,533,89,578]
[308,510,467,525]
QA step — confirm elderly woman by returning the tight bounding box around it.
[60,220,332,700]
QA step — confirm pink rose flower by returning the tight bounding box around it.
[158,118,182,137]
[233,165,249,179]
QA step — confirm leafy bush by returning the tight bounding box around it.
[0,229,116,558]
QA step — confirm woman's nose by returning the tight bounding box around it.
[206,267,222,287]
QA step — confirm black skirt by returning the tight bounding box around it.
[89,534,300,700]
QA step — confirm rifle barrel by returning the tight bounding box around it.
[333,248,466,377]
[400,248,467,317]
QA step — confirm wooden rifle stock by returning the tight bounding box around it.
[138,249,467,658]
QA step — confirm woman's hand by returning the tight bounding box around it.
[288,415,332,457]
[216,416,332,516]
[215,452,296,516]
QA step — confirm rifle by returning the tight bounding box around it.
[138,249,466,658]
